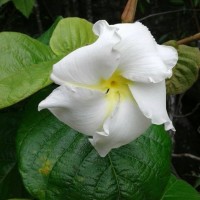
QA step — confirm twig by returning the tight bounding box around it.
[167,95,176,144]
[34,0,43,34]
[138,9,200,22]
[190,0,200,32]
[121,0,138,23]
[172,153,200,161]
[173,102,200,118]
[177,32,200,45]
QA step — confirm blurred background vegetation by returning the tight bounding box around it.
[0,0,200,199]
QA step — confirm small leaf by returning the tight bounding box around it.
[165,40,200,95]
[161,175,200,199]
[12,0,35,18]
[17,87,172,200]
[50,17,97,56]
[38,16,63,45]
[0,32,58,109]
[0,0,10,6]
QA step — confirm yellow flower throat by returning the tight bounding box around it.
[101,71,133,100]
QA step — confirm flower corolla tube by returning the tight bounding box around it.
[39,20,178,157]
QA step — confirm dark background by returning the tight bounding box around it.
[0,0,200,197]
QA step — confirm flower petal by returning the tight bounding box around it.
[156,44,178,75]
[51,20,120,87]
[89,98,151,157]
[113,22,178,83]
[38,85,108,136]
[129,81,174,131]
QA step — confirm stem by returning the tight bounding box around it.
[172,153,200,161]
[34,0,43,34]
[177,32,200,45]
[190,0,200,32]
[121,0,138,23]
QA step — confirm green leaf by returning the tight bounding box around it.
[38,16,63,45]
[0,109,31,199]
[0,32,58,109]
[50,17,97,56]
[12,0,35,18]
[193,0,200,7]
[161,175,200,199]
[165,40,200,95]
[17,87,172,200]
[8,199,31,200]
[0,0,10,6]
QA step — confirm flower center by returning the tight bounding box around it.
[111,80,117,87]
[102,71,133,100]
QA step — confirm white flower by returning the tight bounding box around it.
[38,20,178,157]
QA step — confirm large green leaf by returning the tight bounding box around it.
[0,32,59,109]
[0,110,31,200]
[12,0,35,18]
[161,175,200,199]
[165,40,200,95]
[17,87,172,200]
[50,17,97,56]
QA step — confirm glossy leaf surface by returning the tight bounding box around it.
[17,87,172,200]
[161,175,200,200]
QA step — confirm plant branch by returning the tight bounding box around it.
[172,153,200,161]
[190,0,200,32]
[34,0,43,34]
[173,102,200,118]
[121,0,138,23]
[177,32,200,45]
[138,9,200,22]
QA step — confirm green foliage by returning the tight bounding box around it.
[38,16,63,45]
[0,0,10,6]
[0,16,200,199]
[165,40,200,95]
[0,110,31,200]
[50,17,98,56]
[0,32,59,109]
[0,0,35,17]
[161,175,200,199]
[12,0,35,18]
[0,18,98,109]
[16,87,172,200]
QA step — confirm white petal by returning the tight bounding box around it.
[113,22,178,83]
[156,44,178,77]
[129,81,174,131]
[38,85,108,136]
[51,20,120,86]
[89,98,151,157]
